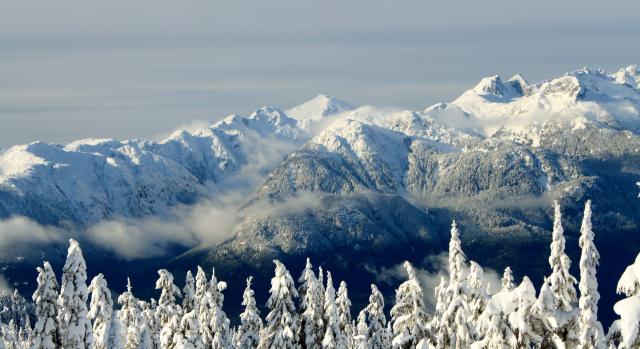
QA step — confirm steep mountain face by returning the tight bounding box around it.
[1,66,640,324]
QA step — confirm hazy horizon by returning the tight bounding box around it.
[1,0,639,147]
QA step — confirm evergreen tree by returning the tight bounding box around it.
[210,285,233,349]
[137,300,155,349]
[352,310,368,349]
[547,201,578,347]
[160,313,180,349]
[508,277,547,348]
[448,221,465,283]
[532,278,556,347]
[118,279,144,349]
[200,267,233,349]
[501,267,515,292]
[156,269,182,330]
[236,277,262,349]
[390,262,430,349]
[577,200,605,349]
[335,282,352,349]
[427,277,448,348]
[607,251,640,348]
[466,261,489,341]
[258,260,299,349]
[317,267,326,317]
[366,285,390,349]
[446,289,472,349]
[182,271,196,314]
[194,267,208,311]
[195,267,214,348]
[298,259,323,349]
[548,201,578,310]
[88,273,114,349]
[436,221,473,348]
[57,239,93,349]
[4,319,18,349]
[30,261,59,349]
[21,315,33,349]
[298,259,315,310]
[475,312,516,349]
[322,272,343,349]
[178,310,203,349]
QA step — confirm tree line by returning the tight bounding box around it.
[3,200,640,348]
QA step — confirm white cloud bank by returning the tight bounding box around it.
[0,216,65,247]
[0,191,328,261]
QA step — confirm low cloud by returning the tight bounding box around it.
[85,192,244,260]
[0,216,65,247]
[0,190,329,261]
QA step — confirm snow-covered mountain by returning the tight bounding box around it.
[2,65,640,326]
[1,65,639,227]
[0,106,307,224]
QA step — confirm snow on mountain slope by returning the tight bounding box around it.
[286,94,354,122]
[0,106,307,224]
[443,66,640,144]
[1,65,639,227]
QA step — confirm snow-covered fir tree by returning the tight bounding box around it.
[335,282,352,349]
[510,276,550,348]
[390,261,430,349]
[137,300,155,349]
[547,201,579,347]
[473,275,522,349]
[258,260,299,349]
[427,276,448,347]
[298,259,323,349]
[182,271,196,314]
[366,284,390,349]
[194,267,208,310]
[352,310,368,349]
[155,269,182,330]
[178,310,203,349]
[577,200,605,349]
[532,278,556,347]
[199,267,233,349]
[235,277,262,349]
[434,221,473,348]
[88,273,115,349]
[4,319,18,349]
[466,261,489,341]
[194,267,214,348]
[606,251,640,347]
[118,279,148,349]
[160,313,181,349]
[448,221,465,284]
[317,267,326,316]
[209,281,233,349]
[472,310,516,349]
[57,239,93,349]
[501,267,515,292]
[321,272,344,349]
[31,261,59,349]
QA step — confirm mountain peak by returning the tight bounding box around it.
[473,75,508,96]
[615,64,640,88]
[286,94,355,121]
[506,74,529,95]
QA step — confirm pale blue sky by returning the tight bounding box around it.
[1,0,639,147]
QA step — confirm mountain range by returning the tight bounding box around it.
[1,65,640,325]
